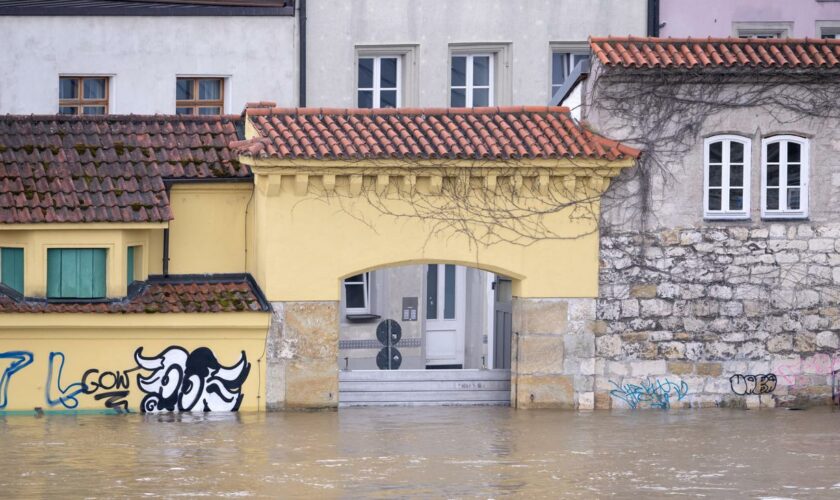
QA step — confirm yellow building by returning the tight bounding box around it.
[0,106,637,413]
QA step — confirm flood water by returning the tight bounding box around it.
[1,407,839,498]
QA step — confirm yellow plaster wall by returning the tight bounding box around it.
[0,226,162,298]
[167,183,254,275]
[0,313,269,413]
[250,169,616,301]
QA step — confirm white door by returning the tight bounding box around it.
[424,264,466,367]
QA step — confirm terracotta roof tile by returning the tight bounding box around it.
[0,274,268,314]
[233,106,639,161]
[0,115,247,224]
[591,36,840,70]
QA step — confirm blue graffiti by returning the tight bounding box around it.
[609,378,689,409]
[0,351,34,409]
[46,352,87,409]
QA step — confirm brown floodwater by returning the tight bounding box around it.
[1,407,839,498]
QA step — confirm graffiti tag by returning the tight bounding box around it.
[82,367,141,412]
[729,373,777,395]
[135,346,250,413]
[45,352,87,409]
[609,378,689,409]
[0,351,34,409]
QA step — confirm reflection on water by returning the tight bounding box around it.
[1,407,839,498]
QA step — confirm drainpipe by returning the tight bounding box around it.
[162,183,171,276]
[647,0,660,37]
[298,0,307,107]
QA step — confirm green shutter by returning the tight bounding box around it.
[47,248,107,299]
[0,248,24,294]
[127,246,135,284]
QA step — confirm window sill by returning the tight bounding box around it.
[761,213,809,221]
[703,214,751,222]
[345,313,381,322]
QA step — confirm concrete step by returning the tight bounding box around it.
[340,380,510,392]
[340,390,512,403]
[339,369,511,382]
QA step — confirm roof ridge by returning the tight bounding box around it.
[245,106,573,118]
[590,36,840,46]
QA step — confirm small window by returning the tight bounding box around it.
[450,54,493,107]
[357,56,401,108]
[761,136,809,219]
[821,28,840,39]
[176,78,224,115]
[0,247,24,294]
[551,51,589,96]
[737,31,783,39]
[344,273,370,314]
[704,136,751,219]
[127,245,141,285]
[59,76,109,115]
[47,248,107,299]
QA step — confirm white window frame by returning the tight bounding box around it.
[733,22,792,39]
[344,272,370,315]
[760,135,810,219]
[703,135,752,220]
[356,55,402,109]
[449,53,495,107]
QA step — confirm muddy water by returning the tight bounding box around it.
[1,407,839,498]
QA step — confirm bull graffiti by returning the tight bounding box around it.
[134,346,250,413]
[730,374,777,395]
[609,378,689,409]
[0,351,34,409]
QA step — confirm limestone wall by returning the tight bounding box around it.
[596,223,840,409]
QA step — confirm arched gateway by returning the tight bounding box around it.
[234,105,638,409]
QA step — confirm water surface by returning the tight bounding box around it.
[1,407,839,498]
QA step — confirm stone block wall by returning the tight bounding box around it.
[596,223,840,409]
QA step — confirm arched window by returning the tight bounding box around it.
[761,136,809,219]
[704,135,751,219]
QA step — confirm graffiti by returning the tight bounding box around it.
[729,374,777,395]
[82,367,141,412]
[45,352,87,409]
[609,378,689,409]
[0,351,34,409]
[135,346,250,413]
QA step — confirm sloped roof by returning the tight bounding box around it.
[590,36,840,70]
[0,115,247,224]
[234,106,639,162]
[0,274,269,313]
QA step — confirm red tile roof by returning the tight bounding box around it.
[591,36,840,70]
[0,115,247,224]
[0,274,268,313]
[234,106,640,161]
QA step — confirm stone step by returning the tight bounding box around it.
[340,400,511,407]
[340,380,511,392]
[339,390,512,403]
[339,369,511,382]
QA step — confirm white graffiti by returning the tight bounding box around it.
[134,346,250,413]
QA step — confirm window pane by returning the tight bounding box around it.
[175,107,194,115]
[766,164,779,186]
[198,79,221,101]
[787,188,800,210]
[127,246,135,285]
[345,274,364,283]
[787,141,801,163]
[426,265,438,319]
[729,141,744,163]
[82,106,106,115]
[767,142,780,162]
[358,58,374,89]
[472,56,490,86]
[380,57,398,89]
[83,78,107,99]
[59,106,78,115]
[766,188,779,210]
[358,90,374,109]
[472,88,490,107]
[729,188,743,211]
[451,56,467,87]
[1,247,24,294]
[708,164,722,187]
[198,107,221,115]
[176,79,194,100]
[551,52,566,86]
[59,78,77,99]
[729,164,743,187]
[787,164,800,186]
[451,88,466,107]
[345,283,365,309]
[572,53,590,68]
[379,90,397,108]
[443,264,456,319]
[709,141,722,163]
[708,188,722,211]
